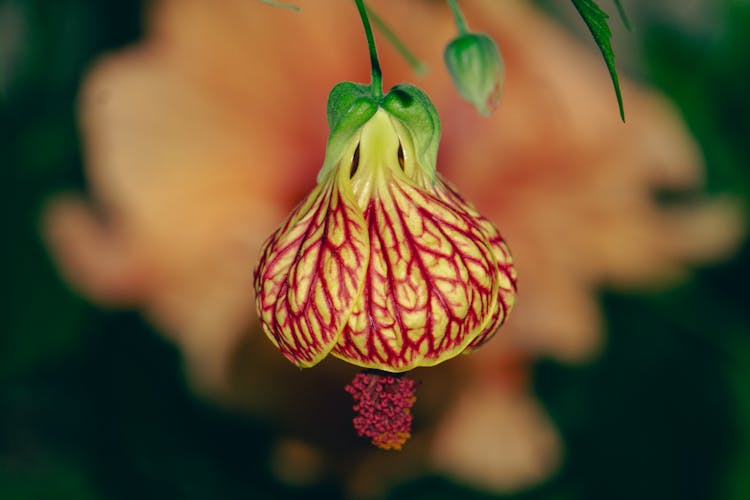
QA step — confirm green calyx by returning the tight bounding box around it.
[318,82,378,182]
[381,84,440,178]
[318,81,441,182]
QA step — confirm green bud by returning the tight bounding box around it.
[444,33,505,116]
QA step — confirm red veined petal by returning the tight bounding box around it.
[331,177,499,371]
[254,176,369,367]
[433,178,517,352]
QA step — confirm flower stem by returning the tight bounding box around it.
[353,0,383,99]
[447,0,469,34]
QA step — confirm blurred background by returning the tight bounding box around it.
[2,0,750,499]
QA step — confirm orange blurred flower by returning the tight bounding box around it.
[43,0,743,495]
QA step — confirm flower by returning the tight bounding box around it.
[42,0,744,494]
[254,88,516,371]
[444,32,505,115]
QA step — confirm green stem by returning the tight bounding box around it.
[613,0,632,31]
[353,0,382,99]
[447,0,469,34]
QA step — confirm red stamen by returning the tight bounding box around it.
[345,372,417,450]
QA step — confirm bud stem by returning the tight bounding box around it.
[353,0,383,99]
[257,0,300,12]
[447,0,469,34]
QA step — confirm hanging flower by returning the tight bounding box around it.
[253,79,517,451]
[254,84,516,371]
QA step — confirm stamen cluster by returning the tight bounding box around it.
[345,372,418,450]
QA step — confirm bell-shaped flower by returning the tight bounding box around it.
[254,83,516,372]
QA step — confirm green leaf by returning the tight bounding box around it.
[571,0,625,121]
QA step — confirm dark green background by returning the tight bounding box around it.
[2,0,749,498]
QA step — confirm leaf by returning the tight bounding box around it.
[571,0,625,121]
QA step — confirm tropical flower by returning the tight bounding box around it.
[254,78,517,450]
[42,0,743,494]
[254,91,516,371]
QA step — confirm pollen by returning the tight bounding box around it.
[344,371,418,451]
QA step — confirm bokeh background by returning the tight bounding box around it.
[2,0,750,499]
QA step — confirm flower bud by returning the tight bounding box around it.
[444,33,505,116]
